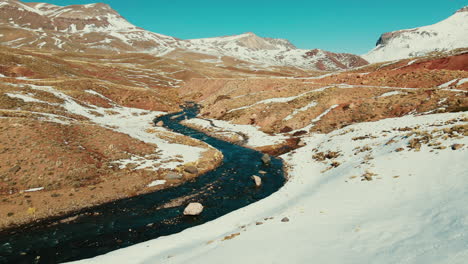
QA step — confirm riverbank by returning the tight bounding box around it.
[0,104,286,264]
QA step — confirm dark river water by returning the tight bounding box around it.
[0,103,285,264]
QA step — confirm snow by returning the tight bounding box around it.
[378,91,405,97]
[363,9,468,63]
[147,180,166,188]
[5,93,49,104]
[438,79,460,88]
[76,111,468,264]
[458,78,468,86]
[183,118,287,148]
[24,187,44,193]
[284,100,317,121]
[227,86,332,113]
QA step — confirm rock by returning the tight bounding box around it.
[256,221,263,225]
[261,154,271,165]
[280,126,293,133]
[9,165,21,174]
[184,166,199,174]
[451,144,464,150]
[258,170,267,175]
[281,217,290,222]
[156,121,164,127]
[165,172,183,180]
[183,202,204,216]
[252,175,262,187]
[292,130,307,137]
[297,139,306,147]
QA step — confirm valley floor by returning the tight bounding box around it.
[78,111,468,264]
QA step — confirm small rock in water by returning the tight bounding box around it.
[261,154,271,165]
[252,175,262,187]
[451,144,464,150]
[165,172,183,180]
[281,217,290,222]
[156,121,164,127]
[184,166,199,174]
[183,203,204,216]
[259,170,267,175]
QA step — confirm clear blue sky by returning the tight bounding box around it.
[24,0,466,54]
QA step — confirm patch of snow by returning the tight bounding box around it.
[438,79,459,88]
[184,118,287,148]
[5,93,49,104]
[378,91,405,97]
[284,101,317,121]
[457,78,468,86]
[147,180,166,188]
[24,187,44,192]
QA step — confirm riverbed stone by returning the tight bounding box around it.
[252,175,262,187]
[261,154,271,165]
[183,202,204,216]
[451,143,464,150]
[184,166,199,174]
[155,121,164,127]
[165,172,183,180]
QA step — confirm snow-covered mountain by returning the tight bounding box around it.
[363,7,468,63]
[182,32,368,70]
[0,0,179,55]
[0,0,368,71]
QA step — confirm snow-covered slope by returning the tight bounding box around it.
[363,7,468,63]
[0,0,368,71]
[77,111,468,264]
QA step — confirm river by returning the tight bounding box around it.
[0,103,285,264]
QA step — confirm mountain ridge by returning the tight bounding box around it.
[0,0,368,71]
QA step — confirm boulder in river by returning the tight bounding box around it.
[183,203,204,216]
[252,175,262,187]
[261,154,271,165]
[155,121,164,127]
[165,172,183,180]
[184,166,199,174]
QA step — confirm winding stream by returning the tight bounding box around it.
[0,104,285,264]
